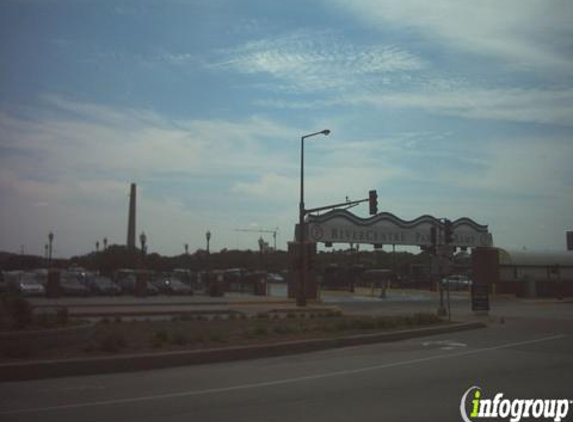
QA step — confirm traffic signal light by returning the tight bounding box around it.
[369,190,378,215]
[444,219,454,244]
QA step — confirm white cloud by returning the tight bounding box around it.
[2,95,571,255]
[330,0,573,72]
[444,137,573,197]
[0,95,301,180]
[258,85,573,126]
[353,87,573,126]
[233,173,297,198]
[232,150,407,208]
[0,96,304,256]
[214,30,424,93]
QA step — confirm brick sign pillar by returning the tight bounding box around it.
[134,270,148,297]
[288,241,318,301]
[471,247,499,312]
[46,269,61,298]
[472,247,499,288]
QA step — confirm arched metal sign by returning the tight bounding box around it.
[305,210,493,248]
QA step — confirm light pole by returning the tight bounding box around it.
[206,230,211,254]
[258,236,264,269]
[205,230,212,286]
[103,237,108,251]
[48,231,54,265]
[140,231,147,259]
[298,129,330,306]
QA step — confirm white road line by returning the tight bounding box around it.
[0,334,566,416]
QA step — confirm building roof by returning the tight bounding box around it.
[498,249,573,266]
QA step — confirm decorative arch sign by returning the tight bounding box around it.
[305,210,493,248]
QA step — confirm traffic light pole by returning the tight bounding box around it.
[305,198,368,214]
[299,135,306,307]
[299,190,377,307]
[436,222,447,317]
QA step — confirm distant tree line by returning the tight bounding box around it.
[0,245,467,276]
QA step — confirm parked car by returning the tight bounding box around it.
[16,275,46,297]
[267,273,285,283]
[152,278,193,295]
[116,275,137,294]
[1,271,45,296]
[60,276,90,297]
[440,275,472,291]
[117,276,159,296]
[89,276,122,295]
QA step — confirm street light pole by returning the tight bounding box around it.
[258,236,264,269]
[140,231,147,260]
[206,230,212,289]
[298,129,330,307]
[48,231,54,266]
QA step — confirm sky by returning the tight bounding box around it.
[1,0,572,258]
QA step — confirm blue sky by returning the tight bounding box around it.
[1,0,572,257]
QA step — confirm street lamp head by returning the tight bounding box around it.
[302,129,331,140]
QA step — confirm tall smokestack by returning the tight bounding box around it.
[127,183,136,250]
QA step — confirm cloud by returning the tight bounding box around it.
[257,84,573,126]
[330,0,573,72]
[0,96,304,255]
[446,137,573,197]
[233,173,296,198]
[353,87,573,126]
[231,137,409,208]
[213,30,425,93]
[0,95,301,182]
[2,95,570,255]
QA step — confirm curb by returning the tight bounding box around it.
[67,309,246,318]
[35,305,337,318]
[31,300,296,309]
[0,321,485,382]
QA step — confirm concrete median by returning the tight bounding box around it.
[0,321,485,382]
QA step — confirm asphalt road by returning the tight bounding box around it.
[1,301,571,422]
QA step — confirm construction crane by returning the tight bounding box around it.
[235,227,279,250]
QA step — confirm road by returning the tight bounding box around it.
[1,300,571,422]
